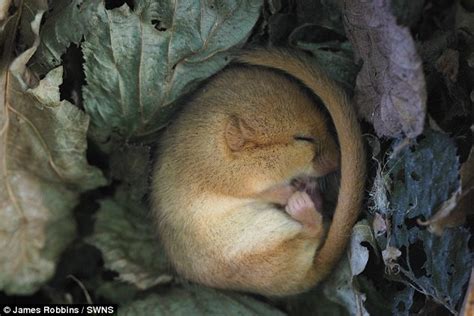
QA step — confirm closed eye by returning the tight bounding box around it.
[294,135,315,143]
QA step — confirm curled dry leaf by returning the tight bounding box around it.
[0,6,105,294]
[373,212,387,237]
[343,0,427,138]
[349,221,378,276]
[382,246,401,275]
[416,189,464,235]
[369,164,391,216]
[418,147,474,235]
[323,220,376,316]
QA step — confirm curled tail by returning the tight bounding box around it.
[236,48,366,283]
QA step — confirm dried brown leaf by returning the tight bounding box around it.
[0,0,11,22]
[0,4,105,294]
[343,0,427,138]
[418,147,473,235]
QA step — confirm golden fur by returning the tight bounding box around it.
[152,48,366,296]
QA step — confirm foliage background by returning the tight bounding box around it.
[1,0,473,315]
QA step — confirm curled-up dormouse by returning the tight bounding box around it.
[152,48,366,296]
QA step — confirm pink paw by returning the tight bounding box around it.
[291,177,323,210]
[285,191,323,237]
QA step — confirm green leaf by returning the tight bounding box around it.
[0,8,106,293]
[117,286,285,316]
[89,145,171,290]
[357,276,393,315]
[89,197,172,290]
[285,288,348,316]
[385,130,471,313]
[391,287,415,316]
[17,0,48,52]
[81,0,263,147]
[95,281,139,305]
[295,41,358,93]
[109,144,151,211]
[31,0,103,74]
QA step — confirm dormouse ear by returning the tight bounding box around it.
[225,116,255,151]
